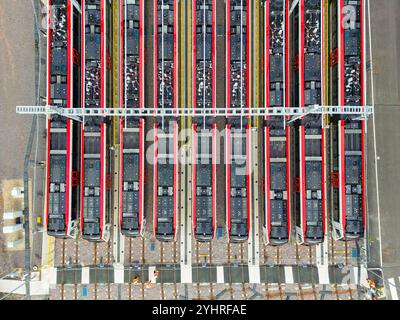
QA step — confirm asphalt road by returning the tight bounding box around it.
[0,0,46,276]
[366,0,400,289]
[0,0,35,180]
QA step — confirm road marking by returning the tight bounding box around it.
[352,267,359,285]
[81,267,90,284]
[149,266,157,283]
[112,0,119,146]
[113,263,124,284]
[317,266,330,284]
[217,266,224,284]
[181,264,192,284]
[359,267,369,287]
[316,239,329,266]
[248,265,260,284]
[41,267,57,285]
[388,278,399,300]
[284,266,294,284]
[49,267,58,285]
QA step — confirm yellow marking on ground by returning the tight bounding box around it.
[324,0,330,127]
[47,236,55,269]
[247,0,252,128]
[179,0,186,238]
[180,0,186,130]
[187,0,192,131]
[253,0,261,129]
[112,0,120,146]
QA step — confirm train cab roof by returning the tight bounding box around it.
[156,233,174,242]
[195,233,213,243]
[270,226,289,245]
[304,236,323,246]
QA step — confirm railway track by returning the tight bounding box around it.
[73,240,79,300]
[276,246,283,299]
[240,243,247,299]
[159,240,178,299]
[57,238,79,300]
[330,234,341,300]
[160,242,165,300]
[262,244,283,300]
[126,237,144,300]
[262,242,269,300]
[89,240,113,300]
[226,242,234,300]
[173,240,178,299]
[194,240,212,299]
[195,241,201,299]
[127,237,146,300]
[128,238,132,300]
[60,239,66,300]
[209,241,214,299]
[344,240,353,299]
[126,237,144,299]
[295,243,304,300]
[93,242,98,300]
[226,242,249,299]
[141,237,145,300]
[308,246,318,300]
[329,235,356,300]
[107,239,112,299]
